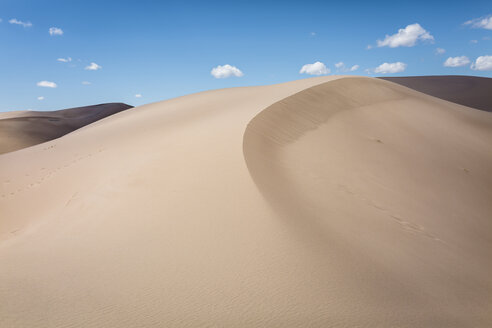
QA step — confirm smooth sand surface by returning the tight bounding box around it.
[0,103,133,154]
[1,76,491,327]
[380,75,492,112]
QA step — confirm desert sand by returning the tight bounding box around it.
[1,76,491,327]
[381,75,492,112]
[0,103,133,154]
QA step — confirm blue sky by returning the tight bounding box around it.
[1,0,491,112]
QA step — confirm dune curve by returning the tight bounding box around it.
[243,77,492,326]
[0,76,346,327]
[0,76,491,327]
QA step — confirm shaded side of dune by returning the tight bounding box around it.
[380,75,492,112]
[0,103,133,154]
[243,77,492,325]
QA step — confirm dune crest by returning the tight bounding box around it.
[1,76,491,327]
[244,77,492,326]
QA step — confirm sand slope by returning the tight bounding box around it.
[0,103,133,154]
[1,76,491,327]
[380,75,492,112]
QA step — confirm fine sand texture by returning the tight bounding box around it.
[1,76,491,327]
[0,103,133,154]
[380,75,492,112]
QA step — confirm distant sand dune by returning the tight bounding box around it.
[0,76,491,327]
[380,75,492,112]
[0,103,133,154]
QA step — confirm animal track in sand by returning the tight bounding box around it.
[64,192,78,208]
[42,144,56,151]
[0,149,106,200]
[337,184,443,243]
[389,214,442,242]
[366,136,384,144]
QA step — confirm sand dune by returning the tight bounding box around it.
[0,103,133,154]
[1,76,491,327]
[380,75,492,112]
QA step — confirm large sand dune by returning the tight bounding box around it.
[1,76,491,327]
[0,103,133,154]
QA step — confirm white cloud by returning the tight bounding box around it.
[210,64,244,78]
[37,81,57,88]
[470,39,478,44]
[471,55,492,71]
[377,23,433,48]
[350,64,360,71]
[9,18,32,27]
[57,57,72,63]
[464,15,492,30]
[81,81,91,85]
[135,94,142,98]
[49,27,63,36]
[37,96,44,101]
[85,62,102,71]
[310,32,316,37]
[435,48,446,55]
[373,62,407,74]
[299,61,330,75]
[335,62,359,72]
[443,56,470,67]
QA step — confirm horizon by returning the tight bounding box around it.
[1,0,491,112]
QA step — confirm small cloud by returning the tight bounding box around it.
[85,62,102,71]
[470,39,478,44]
[435,48,446,55]
[135,94,142,98]
[49,27,63,36]
[9,18,32,27]
[483,36,492,40]
[310,32,316,37]
[37,81,57,88]
[464,15,492,30]
[81,81,91,85]
[366,45,373,50]
[37,96,44,101]
[350,64,360,71]
[471,55,492,71]
[335,62,359,72]
[299,61,330,75]
[57,57,72,63]
[444,56,470,67]
[377,23,433,48]
[373,62,407,74]
[210,64,244,78]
